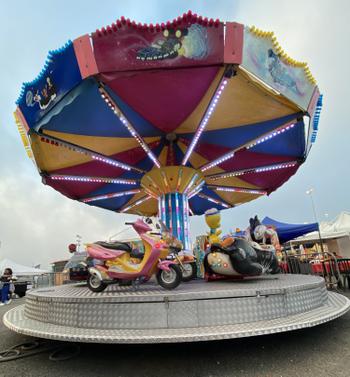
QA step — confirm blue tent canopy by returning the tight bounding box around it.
[262,217,319,244]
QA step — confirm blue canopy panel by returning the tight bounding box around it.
[251,120,305,157]
[17,41,82,129]
[179,112,302,151]
[189,186,231,215]
[84,193,134,212]
[262,216,319,243]
[38,79,162,137]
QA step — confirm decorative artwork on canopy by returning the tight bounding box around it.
[14,11,322,248]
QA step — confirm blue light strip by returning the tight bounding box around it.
[160,193,190,250]
[311,94,323,143]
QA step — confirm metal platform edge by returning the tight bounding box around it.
[3,292,350,344]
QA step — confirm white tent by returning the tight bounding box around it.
[0,258,49,276]
[296,212,350,241]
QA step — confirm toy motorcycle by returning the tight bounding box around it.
[204,237,280,280]
[86,219,182,292]
[114,217,197,282]
[156,220,197,282]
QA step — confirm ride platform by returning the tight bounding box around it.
[4,274,350,344]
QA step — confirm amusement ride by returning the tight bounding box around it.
[5,11,349,343]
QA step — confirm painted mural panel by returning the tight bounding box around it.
[16,42,82,128]
[242,28,315,110]
[92,21,224,72]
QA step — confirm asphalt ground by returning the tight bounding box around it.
[0,293,350,377]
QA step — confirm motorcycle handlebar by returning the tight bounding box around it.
[150,232,161,235]
[125,222,133,225]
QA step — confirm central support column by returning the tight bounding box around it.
[141,166,205,251]
[159,193,190,250]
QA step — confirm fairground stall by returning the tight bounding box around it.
[5,11,349,343]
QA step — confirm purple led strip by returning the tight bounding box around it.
[37,132,143,173]
[175,193,181,237]
[188,180,205,199]
[206,161,299,180]
[81,189,141,203]
[200,121,297,172]
[49,174,138,185]
[99,86,161,168]
[208,185,267,195]
[198,193,231,208]
[182,76,229,165]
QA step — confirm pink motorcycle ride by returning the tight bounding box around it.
[86,219,183,292]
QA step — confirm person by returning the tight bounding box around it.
[0,268,13,305]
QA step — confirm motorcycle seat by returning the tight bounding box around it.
[88,244,126,260]
[96,241,132,252]
[130,249,144,259]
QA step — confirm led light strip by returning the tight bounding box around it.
[183,195,190,242]
[168,194,172,231]
[81,189,141,203]
[145,175,162,195]
[37,133,143,173]
[198,193,231,208]
[188,180,205,199]
[161,171,170,192]
[182,77,229,165]
[176,168,183,191]
[200,121,296,172]
[245,123,295,150]
[183,174,199,194]
[120,195,152,213]
[200,152,235,172]
[311,94,323,144]
[175,193,181,237]
[206,161,298,180]
[208,185,267,195]
[49,174,138,185]
[161,195,166,223]
[99,85,161,168]
[142,186,158,199]
[158,197,162,218]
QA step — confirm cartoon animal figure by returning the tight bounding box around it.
[246,215,281,253]
[137,28,188,61]
[267,49,300,94]
[32,76,57,110]
[205,208,222,244]
[136,24,208,62]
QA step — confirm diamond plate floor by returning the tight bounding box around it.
[25,274,326,302]
[3,275,350,344]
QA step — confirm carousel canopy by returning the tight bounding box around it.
[14,11,322,216]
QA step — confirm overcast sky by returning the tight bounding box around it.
[0,0,349,268]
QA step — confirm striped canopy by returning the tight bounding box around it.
[14,11,322,216]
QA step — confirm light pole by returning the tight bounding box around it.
[306,188,325,253]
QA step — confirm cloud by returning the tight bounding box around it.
[0,172,137,268]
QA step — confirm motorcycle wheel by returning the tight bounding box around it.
[87,274,107,292]
[181,262,197,282]
[156,264,182,290]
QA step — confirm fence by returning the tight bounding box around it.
[32,272,70,289]
[280,251,350,289]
